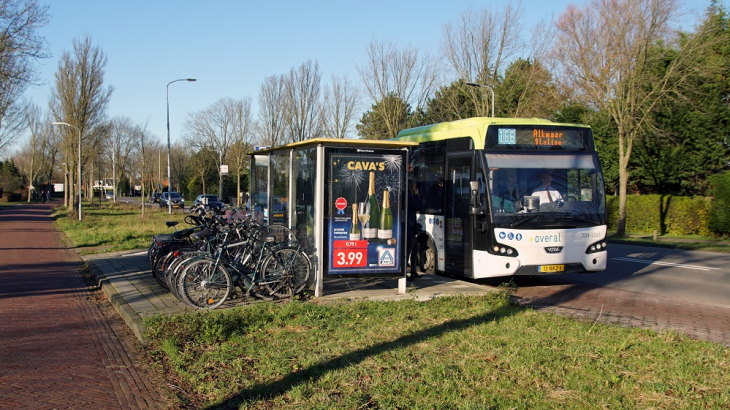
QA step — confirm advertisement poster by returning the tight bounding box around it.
[326,148,405,275]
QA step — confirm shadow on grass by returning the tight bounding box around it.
[203,300,520,410]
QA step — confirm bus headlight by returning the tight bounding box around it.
[490,243,518,257]
[586,240,607,254]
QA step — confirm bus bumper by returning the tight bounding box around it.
[472,249,608,278]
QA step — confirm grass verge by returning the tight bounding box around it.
[607,233,730,254]
[52,202,188,253]
[145,293,729,409]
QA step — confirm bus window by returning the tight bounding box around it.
[410,141,446,214]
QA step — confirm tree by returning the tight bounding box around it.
[420,79,478,124]
[283,60,322,143]
[256,74,286,147]
[441,2,524,84]
[105,117,138,200]
[357,39,439,140]
[185,97,250,199]
[0,159,23,195]
[356,94,412,140]
[496,58,559,118]
[321,74,360,139]
[185,146,216,198]
[131,122,157,216]
[22,103,42,201]
[631,4,730,196]
[169,141,191,195]
[553,0,710,236]
[49,36,113,205]
[227,97,254,205]
[0,0,49,154]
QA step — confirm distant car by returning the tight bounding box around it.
[262,196,287,223]
[159,192,185,209]
[149,192,162,204]
[104,192,115,200]
[193,194,224,211]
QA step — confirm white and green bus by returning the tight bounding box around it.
[394,117,607,279]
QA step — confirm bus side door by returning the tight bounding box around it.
[444,154,473,276]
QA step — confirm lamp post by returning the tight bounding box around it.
[53,122,82,221]
[166,78,196,214]
[465,81,495,118]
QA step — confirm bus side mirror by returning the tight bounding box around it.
[469,181,485,215]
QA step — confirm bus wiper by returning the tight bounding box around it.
[510,213,540,228]
[561,216,600,225]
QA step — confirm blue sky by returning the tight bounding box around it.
[20,0,715,151]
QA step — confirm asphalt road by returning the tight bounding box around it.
[534,243,730,309]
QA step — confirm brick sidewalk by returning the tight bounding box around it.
[0,202,163,409]
[513,281,730,347]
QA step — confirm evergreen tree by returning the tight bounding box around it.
[356,94,412,140]
[420,80,477,125]
[0,159,25,192]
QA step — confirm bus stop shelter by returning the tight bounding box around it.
[249,138,417,297]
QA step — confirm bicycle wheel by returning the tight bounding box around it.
[266,224,296,244]
[179,258,232,309]
[169,252,209,300]
[147,241,157,268]
[259,245,310,299]
[152,250,174,290]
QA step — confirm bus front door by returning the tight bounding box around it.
[444,155,473,277]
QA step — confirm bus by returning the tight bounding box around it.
[393,117,607,279]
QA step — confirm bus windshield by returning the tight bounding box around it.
[484,152,606,229]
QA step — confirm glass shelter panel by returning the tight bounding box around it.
[251,155,269,224]
[293,148,317,253]
[271,152,290,227]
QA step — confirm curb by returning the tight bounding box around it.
[85,258,148,345]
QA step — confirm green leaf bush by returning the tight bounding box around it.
[607,194,712,236]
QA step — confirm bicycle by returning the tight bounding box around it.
[177,223,310,309]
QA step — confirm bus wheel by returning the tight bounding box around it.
[420,237,436,274]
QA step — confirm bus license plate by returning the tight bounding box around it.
[538,264,564,273]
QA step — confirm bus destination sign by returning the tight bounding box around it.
[487,125,593,151]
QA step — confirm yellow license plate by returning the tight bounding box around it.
[274,213,284,218]
[538,264,564,273]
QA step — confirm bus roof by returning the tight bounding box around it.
[394,117,591,147]
[249,137,417,155]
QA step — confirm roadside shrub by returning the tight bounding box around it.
[665,196,711,236]
[606,194,711,235]
[708,173,730,236]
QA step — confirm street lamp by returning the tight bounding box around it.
[53,122,82,221]
[166,78,196,214]
[465,81,495,118]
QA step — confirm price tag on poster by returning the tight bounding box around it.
[325,148,406,275]
[332,240,367,268]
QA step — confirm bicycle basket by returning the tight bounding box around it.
[266,224,296,243]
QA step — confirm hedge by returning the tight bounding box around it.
[708,173,730,235]
[606,194,712,236]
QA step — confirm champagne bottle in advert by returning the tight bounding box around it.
[350,203,361,240]
[378,188,393,242]
[363,171,380,240]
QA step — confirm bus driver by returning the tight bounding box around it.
[531,172,563,205]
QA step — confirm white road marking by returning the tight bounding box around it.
[612,257,720,271]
